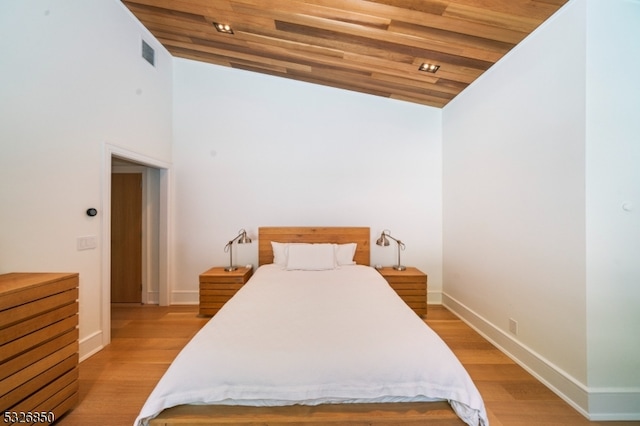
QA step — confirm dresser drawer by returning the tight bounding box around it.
[0,272,79,418]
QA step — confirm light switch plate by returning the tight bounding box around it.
[77,235,97,251]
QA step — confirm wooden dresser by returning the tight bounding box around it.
[377,267,428,317]
[0,273,79,423]
[199,266,253,316]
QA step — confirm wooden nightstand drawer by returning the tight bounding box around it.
[198,267,253,316]
[376,267,427,317]
[200,275,249,285]
[200,283,244,292]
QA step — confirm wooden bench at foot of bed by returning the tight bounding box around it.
[149,401,466,425]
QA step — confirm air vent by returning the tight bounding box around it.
[142,39,155,66]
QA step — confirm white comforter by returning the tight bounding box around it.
[134,265,488,426]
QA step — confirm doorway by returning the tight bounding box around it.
[102,144,171,347]
[111,173,142,303]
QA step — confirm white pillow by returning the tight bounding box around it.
[335,243,357,265]
[271,241,289,266]
[286,243,336,270]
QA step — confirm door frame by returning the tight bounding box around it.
[102,143,172,346]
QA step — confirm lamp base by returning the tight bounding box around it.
[393,265,406,271]
[224,266,238,272]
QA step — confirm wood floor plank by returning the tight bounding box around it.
[54,305,637,426]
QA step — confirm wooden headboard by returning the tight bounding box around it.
[258,227,370,266]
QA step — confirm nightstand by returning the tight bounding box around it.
[199,266,253,316]
[377,267,428,317]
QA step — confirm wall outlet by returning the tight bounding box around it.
[509,318,518,335]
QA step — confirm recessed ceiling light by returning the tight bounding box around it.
[213,22,234,34]
[419,63,440,73]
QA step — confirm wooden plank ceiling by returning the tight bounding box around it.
[123,0,568,108]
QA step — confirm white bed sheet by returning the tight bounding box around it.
[134,265,488,426]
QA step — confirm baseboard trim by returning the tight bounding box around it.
[442,293,640,420]
[588,387,640,421]
[441,293,590,418]
[427,290,442,305]
[171,290,199,305]
[79,330,104,362]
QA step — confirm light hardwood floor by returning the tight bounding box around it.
[56,305,636,426]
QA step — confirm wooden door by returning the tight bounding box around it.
[111,173,142,303]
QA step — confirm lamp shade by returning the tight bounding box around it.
[376,232,390,246]
[238,230,251,244]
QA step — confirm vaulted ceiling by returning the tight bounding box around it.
[123,0,568,108]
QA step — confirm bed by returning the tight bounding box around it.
[135,227,488,426]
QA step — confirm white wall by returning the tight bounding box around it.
[585,0,640,418]
[4,0,635,419]
[0,0,173,359]
[443,0,640,419]
[172,59,442,303]
[443,0,589,413]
